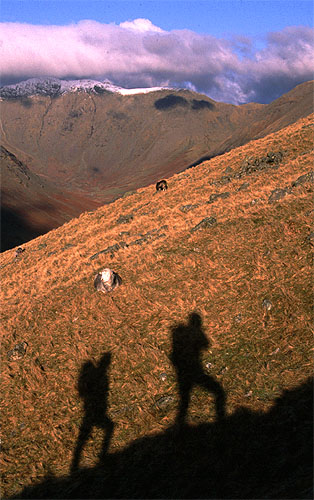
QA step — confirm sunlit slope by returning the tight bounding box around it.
[1,114,313,499]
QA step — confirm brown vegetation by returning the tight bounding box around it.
[0,114,313,498]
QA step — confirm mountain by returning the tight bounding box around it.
[1,113,313,499]
[0,77,169,99]
[0,146,101,251]
[0,79,313,250]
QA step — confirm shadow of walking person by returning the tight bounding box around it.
[170,312,225,427]
[71,352,114,473]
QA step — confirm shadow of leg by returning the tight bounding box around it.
[98,417,115,463]
[199,374,226,421]
[71,422,91,473]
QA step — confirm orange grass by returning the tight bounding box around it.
[0,114,313,498]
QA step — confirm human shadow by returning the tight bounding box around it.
[170,312,225,425]
[12,314,313,499]
[70,352,114,472]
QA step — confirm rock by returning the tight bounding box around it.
[90,241,128,260]
[190,217,217,232]
[207,192,230,204]
[94,269,122,293]
[262,299,272,311]
[268,188,288,203]
[7,341,28,361]
[305,232,314,246]
[117,214,134,224]
[238,182,249,191]
[251,198,261,205]
[224,166,233,174]
[291,171,314,187]
[219,176,231,185]
[240,151,283,176]
[265,151,283,164]
[179,204,199,213]
[155,395,175,410]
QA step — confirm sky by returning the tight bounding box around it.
[1,0,313,103]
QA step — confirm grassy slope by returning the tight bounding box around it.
[1,114,313,498]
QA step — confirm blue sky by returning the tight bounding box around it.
[2,0,313,36]
[1,1,313,103]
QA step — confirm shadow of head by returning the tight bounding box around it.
[77,353,112,400]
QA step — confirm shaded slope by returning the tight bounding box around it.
[1,114,313,499]
[14,377,313,499]
[0,146,101,250]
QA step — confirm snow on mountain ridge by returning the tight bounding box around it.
[0,77,171,99]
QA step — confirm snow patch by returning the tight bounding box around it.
[0,77,171,99]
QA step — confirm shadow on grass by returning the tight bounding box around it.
[13,312,313,499]
[1,206,48,252]
[71,353,114,473]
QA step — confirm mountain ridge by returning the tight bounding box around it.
[1,80,313,250]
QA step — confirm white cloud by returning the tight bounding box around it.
[119,18,164,33]
[0,19,313,103]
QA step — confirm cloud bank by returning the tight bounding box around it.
[0,19,313,103]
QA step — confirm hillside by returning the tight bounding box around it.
[1,114,313,499]
[0,81,313,251]
[0,146,101,251]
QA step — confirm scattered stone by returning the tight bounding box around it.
[262,299,272,311]
[190,217,217,233]
[119,231,131,237]
[218,366,228,375]
[305,232,314,246]
[244,390,253,398]
[234,313,242,323]
[251,198,261,205]
[263,299,272,327]
[224,166,233,174]
[265,151,283,164]
[180,204,199,213]
[291,171,314,187]
[219,176,231,185]
[7,341,28,361]
[155,395,175,410]
[94,269,122,293]
[207,192,230,204]
[205,362,213,370]
[238,182,249,191]
[117,214,134,224]
[90,241,128,260]
[270,347,280,355]
[37,243,47,250]
[159,372,168,381]
[268,188,288,203]
[129,226,168,246]
[61,243,74,252]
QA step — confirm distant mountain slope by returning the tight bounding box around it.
[1,113,313,499]
[0,80,313,249]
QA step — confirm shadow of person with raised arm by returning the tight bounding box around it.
[170,312,225,426]
[71,352,114,473]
